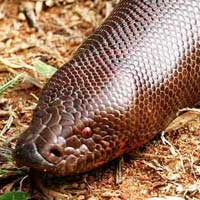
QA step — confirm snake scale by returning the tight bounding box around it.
[14,0,200,176]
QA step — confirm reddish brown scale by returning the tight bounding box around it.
[14,0,200,176]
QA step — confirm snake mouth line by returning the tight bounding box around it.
[14,142,55,172]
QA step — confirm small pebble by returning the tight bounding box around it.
[71,182,79,188]
[78,195,85,200]
[18,12,26,20]
[45,0,54,7]
[80,183,86,190]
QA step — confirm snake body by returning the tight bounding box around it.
[14,0,200,176]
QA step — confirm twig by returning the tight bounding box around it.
[115,156,123,185]
[161,132,186,173]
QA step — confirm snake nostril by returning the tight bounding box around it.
[50,147,62,157]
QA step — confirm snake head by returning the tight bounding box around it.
[14,100,129,176]
[14,64,131,176]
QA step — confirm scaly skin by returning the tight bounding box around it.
[14,0,200,176]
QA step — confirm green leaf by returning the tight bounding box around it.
[0,192,29,200]
[0,169,10,176]
[34,60,57,78]
[0,168,24,177]
[0,74,23,96]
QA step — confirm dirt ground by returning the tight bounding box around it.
[1,1,200,200]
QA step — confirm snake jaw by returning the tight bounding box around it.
[14,127,57,173]
[14,142,54,171]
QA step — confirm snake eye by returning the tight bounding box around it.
[81,127,93,138]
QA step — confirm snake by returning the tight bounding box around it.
[14,0,200,176]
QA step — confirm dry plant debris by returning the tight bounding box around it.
[0,1,200,200]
